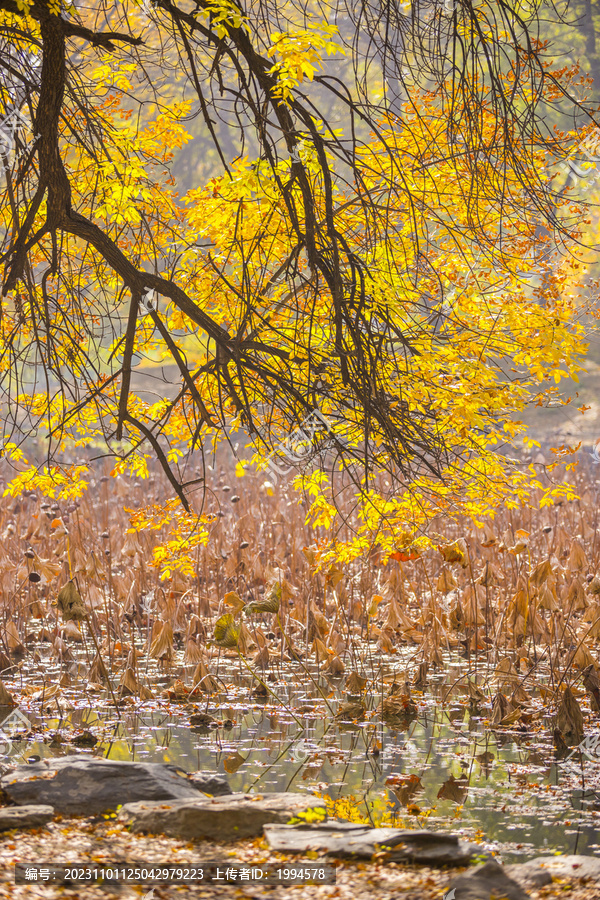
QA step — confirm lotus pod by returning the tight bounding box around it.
[212,613,240,648]
[55,580,87,622]
[244,584,280,615]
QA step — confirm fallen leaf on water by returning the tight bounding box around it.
[387,773,424,805]
[476,751,495,774]
[346,671,367,693]
[437,774,469,804]
[224,752,246,774]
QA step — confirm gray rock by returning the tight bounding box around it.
[448,858,530,900]
[263,822,482,866]
[189,773,231,796]
[118,792,327,841]
[0,804,54,831]
[0,756,205,815]
[507,855,600,887]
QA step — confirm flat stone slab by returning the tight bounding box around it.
[118,792,327,841]
[189,773,231,796]
[263,822,482,866]
[507,855,600,887]
[0,756,205,816]
[0,804,54,831]
[448,858,530,900]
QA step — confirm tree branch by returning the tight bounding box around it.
[123,413,191,512]
[0,0,143,50]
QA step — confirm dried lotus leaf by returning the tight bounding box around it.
[213,613,240,648]
[244,590,280,614]
[56,580,87,622]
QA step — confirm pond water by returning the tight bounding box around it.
[3,654,600,864]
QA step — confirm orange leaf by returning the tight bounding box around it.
[390,550,420,561]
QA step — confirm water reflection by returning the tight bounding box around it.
[5,689,600,862]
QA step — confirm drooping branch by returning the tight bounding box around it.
[0,0,591,506]
[0,0,144,50]
[116,290,140,441]
[123,412,192,511]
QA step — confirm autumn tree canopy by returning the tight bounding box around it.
[0,0,596,566]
